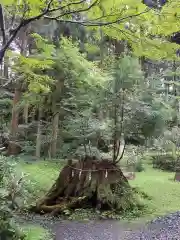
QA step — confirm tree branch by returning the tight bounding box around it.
[50,0,99,18]
[44,8,150,26]
[0,0,150,64]
[0,0,91,63]
[48,0,87,13]
[0,0,54,63]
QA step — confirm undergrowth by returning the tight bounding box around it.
[0,155,25,239]
[0,156,54,240]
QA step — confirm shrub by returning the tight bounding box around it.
[0,155,25,239]
[124,148,145,172]
[152,154,177,171]
[134,159,145,172]
[143,154,153,164]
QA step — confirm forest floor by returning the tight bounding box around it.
[16,159,180,239]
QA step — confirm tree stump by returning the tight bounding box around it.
[30,156,140,215]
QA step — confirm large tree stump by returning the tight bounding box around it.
[31,156,140,215]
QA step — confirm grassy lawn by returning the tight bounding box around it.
[17,160,180,223]
[131,166,180,222]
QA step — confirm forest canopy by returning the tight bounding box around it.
[0,0,180,62]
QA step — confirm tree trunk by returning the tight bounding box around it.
[98,109,104,121]
[23,104,29,124]
[11,88,21,138]
[114,39,125,55]
[3,56,9,79]
[36,108,42,158]
[0,63,3,80]
[50,79,64,158]
[51,111,59,158]
[172,60,179,126]
[10,27,28,138]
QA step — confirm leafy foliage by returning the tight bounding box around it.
[1,0,180,61]
[134,159,145,172]
[13,34,54,96]
[152,154,178,171]
[0,156,25,239]
[152,127,180,171]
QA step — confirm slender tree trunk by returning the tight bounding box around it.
[165,76,169,102]
[23,104,29,124]
[172,60,179,125]
[10,27,28,138]
[50,79,64,158]
[3,56,9,79]
[0,4,8,78]
[10,90,20,139]
[100,29,104,66]
[36,108,42,158]
[113,102,118,163]
[139,56,148,77]
[114,39,125,56]
[11,88,21,138]
[98,108,104,121]
[112,41,125,163]
[51,111,59,158]
[0,63,3,79]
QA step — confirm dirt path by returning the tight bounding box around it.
[53,220,142,240]
[53,216,180,240]
[16,213,144,239]
[16,211,180,240]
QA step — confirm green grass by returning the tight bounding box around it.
[14,161,59,240]
[22,225,53,240]
[17,160,65,201]
[131,166,180,222]
[17,160,180,223]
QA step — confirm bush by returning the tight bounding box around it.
[152,154,178,171]
[0,155,25,239]
[124,148,145,172]
[143,154,153,164]
[135,159,145,172]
